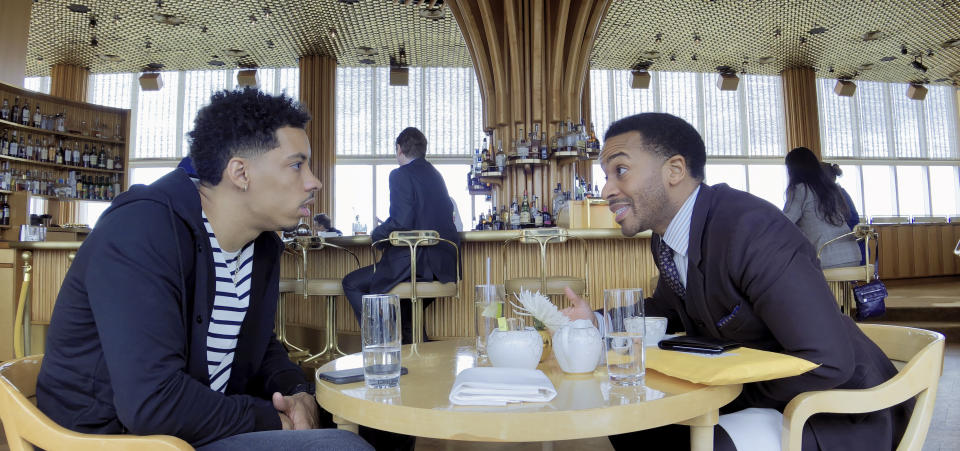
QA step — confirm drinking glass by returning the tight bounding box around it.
[603,288,645,386]
[474,284,504,362]
[361,294,402,388]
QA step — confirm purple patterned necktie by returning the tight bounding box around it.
[657,241,686,298]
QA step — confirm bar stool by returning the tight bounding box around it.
[820,224,878,317]
[372,230,460,347]
[501,228,588,299]
[278,236,360,365]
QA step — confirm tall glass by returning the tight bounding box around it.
[603,288,645,386]
[474,284,505,363]
[361,294,402,388]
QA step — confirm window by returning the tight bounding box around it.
[929,166,960,217]
[23,76,51,94]
[130,166,177,186]
[861,166,897,216]
[334,67,486,232]
[747,165,787,208]
[704,164,747,192]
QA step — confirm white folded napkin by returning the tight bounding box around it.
[449,367,558,406]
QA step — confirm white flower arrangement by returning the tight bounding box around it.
[509,288,571,331]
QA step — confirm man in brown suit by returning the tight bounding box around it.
[564,112,910,450]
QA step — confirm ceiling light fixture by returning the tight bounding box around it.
[67,3,91,13]
[907,83,928,100]
[419,7,445,20]
[630,61,653,89]
[808,26,828,35]
[139,72,163,91]
[654,33,662,43]
[237,68,259,88]
[152,13,184,26]
[328,28,337,39]
[208,60,225,66]
[756,56,775,64]
[716,66,739,91]
[834,78,856,96]
[911,57,928,73]
[861,30,885,41]
[942,39,960,49]
[901,44,908,55]
[880,56,896,62]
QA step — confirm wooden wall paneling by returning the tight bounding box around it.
[548,0,571,123]
[912,225,931,276]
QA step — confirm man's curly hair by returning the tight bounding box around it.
[187,88,311,185]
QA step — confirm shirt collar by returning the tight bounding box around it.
[661,185,700,258]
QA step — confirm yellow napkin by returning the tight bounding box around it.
[644,347,819,385]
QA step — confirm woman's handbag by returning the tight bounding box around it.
[852,239,886,320]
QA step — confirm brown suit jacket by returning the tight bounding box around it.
[647,183,911,451]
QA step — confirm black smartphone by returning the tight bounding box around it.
[317,367,409,384]
[658,336,741,354]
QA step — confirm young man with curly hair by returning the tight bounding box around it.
[36,89,372,451]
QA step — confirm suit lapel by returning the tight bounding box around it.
[684,183,721,337]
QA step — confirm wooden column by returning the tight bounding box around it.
[0,0,31,87]
[781,67,822,159]
[448,0,612,207]
[298,55,337,217]
[49,64,90,103]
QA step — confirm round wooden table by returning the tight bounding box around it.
[315,339,742,451]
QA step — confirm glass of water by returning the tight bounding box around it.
[603,288,645,386]
[362,294,402,389]
[474,284,504,363]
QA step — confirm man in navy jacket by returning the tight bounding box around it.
[342,127,459,343]
[36,89,371,450]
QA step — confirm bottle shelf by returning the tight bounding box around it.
[0,154,124,175]
[0,189,11,194]
[0,118,125,145]
[0,225,10,229]
[508,157,545,165]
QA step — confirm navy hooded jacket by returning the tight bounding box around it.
[37,168,306,446]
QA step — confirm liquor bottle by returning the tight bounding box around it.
[0,130,7,156]
[472,148,481,177]
[0,98,9,121]
[20,99,31,126]
[46,138,56,163]
[112,174,120,199]
[515,126,529,158]
[114,151,123,171]
[542,206,553,227]
[493,206,504,230]
[33,105,42,128]
[56,140,64,165]
[510,198,521,230]
[480,137,490,172]
[495,139,505,172]
[72,142,80,167]
[10,97,21,124]
[89,144,99,168]
[533,196,543,227]
[536,124,549,160]
[98,145,106,169]
[1,195,9,226]
[105,145,114,170]
[8,131,18,157]
[81,144,90,168]
[520,191,531,225]
[529,124,541,160]
[25,135,34,160]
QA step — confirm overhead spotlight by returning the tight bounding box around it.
[834,79,856,97]
[237,68,259,88]
[900,44,908,55]
[328,28,337,39]
[654,33,662,43]
[907,83,928,100]
[139,72,163,91]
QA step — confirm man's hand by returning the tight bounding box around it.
[272,392,319,430]
[560,287,598,328]
[278,411,293,430]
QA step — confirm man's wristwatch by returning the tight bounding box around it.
[287,382,316,396]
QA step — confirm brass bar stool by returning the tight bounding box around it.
[372,231,460,350]
[501,228,588,299]
[820,224,879,317]
[280,236,360,364]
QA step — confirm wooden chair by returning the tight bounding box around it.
[373,230,461,347]
[0,355,192,451]
[782,324,945,451]
[501,228,588,298]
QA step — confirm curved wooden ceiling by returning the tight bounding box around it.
[24,0,960,86]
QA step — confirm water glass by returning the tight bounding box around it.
[474,284,505,362]
[361,294,402,389]
[603,288,645,386]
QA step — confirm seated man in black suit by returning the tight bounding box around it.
[562,113,910,451]
[342,127,459,344]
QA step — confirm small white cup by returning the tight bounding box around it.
[644,317,668,346]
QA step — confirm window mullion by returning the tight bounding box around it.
[174,71,187,158]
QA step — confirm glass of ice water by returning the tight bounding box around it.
[474,284,504,363]
[603,288,645,386]
[362,294,402,389]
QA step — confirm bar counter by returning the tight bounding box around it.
[281,228,658,339]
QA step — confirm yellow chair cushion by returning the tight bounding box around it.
[822,265,874,282]
[644,346,819,385]
[388,282,458,298]
[505,277,586,296]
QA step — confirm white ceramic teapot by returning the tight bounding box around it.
[552,319,603,374]
[487,326,543,369]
